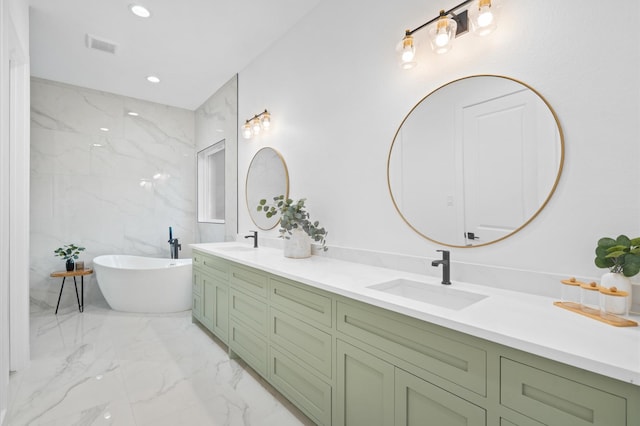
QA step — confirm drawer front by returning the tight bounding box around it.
[230,265,268,298]
[395,368,485,426]
[192,293,202,320]
[193,251,229,282]
[269,347,332,426]
[269,276,332,328]
[192,270,203,295]
[270,308,332,379]
[229,319,268,377]
[337,301,486,396]
[229,288,268,336]
[500,357,627,426]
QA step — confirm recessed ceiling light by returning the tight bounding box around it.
[99,127,109,132]
[92,143,103,147]
[146,75,160,83]
[129,4,151,18]
[127,111,139,116]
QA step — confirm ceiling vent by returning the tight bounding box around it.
[85,34,118,55]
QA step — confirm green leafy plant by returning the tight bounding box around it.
[54,244,85,261]
[257,195,328,251]
[594,235,640,277]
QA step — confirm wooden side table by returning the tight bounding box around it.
[50,268,93,314]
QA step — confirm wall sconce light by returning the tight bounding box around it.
[398,0,499,69]
[242,109,271,140]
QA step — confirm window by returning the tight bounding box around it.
[197,140,225,223]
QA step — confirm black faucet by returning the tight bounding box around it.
[169,238,181,259]
[431,250,451,285]
[244,230,258,248]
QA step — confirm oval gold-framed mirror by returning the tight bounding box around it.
[387,75,564,248]
[246,147,290,230]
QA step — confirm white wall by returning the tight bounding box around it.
[30,78,196,311]
[238,0,640,295]
[195,74,238,243]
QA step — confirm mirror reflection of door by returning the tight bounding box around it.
[460,88,560,245]
[388,75,564,248]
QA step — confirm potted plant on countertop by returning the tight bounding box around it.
[54,244,85,271]
[594,234,640,313]
[257,195,328,258]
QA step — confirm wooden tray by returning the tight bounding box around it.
[554,301,638,327]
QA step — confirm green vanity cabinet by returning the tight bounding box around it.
[270,345,333,425]
[191,250,639,426]
[229,285,269,377]
[192,269,203,322]
[268,275,334,425]
[336,299,487,398]
[395,367,485,426]
[192,251,229,344]
[500,357,627,426]
[335,339,395,426]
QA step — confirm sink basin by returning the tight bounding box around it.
[367,279,487,310]
[216,245,255,252]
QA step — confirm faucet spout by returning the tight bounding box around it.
[244,230,258,248]
[168,237,181,259]
[432,250,451,285]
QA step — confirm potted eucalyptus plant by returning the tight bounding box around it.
[257,195,328,258]
[54,243,85,271]
[594,234,640,313]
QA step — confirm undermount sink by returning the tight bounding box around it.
[216,245,255,252]
[367,279,488,310]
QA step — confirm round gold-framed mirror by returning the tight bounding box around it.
[387,75,564,248]
[246,147,290,230]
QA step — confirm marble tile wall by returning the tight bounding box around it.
[30,78,196,310]
[195,75,238,243]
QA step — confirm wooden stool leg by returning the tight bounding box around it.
[73,277,81,312]
[55,277,66,315]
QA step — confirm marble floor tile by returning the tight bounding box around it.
[5,305,312,426]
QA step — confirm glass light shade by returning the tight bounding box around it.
[469,0,498,36]
[251,118,262,135]
[129,4,151,18]
[400,33,417,69]
[242,122,253,139]
[260,111,271,129]
[429,14,457,54]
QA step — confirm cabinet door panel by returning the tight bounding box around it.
[213,281,228,343]
[201,274,216,331]
[270,347,332,426]
[335,340,394,426]
[500,357,626,426]
[192,293,202,321]
[395,368,485,426]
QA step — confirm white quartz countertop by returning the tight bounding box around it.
[191,242,640,385]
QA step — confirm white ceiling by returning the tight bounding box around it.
[29,0,321,110]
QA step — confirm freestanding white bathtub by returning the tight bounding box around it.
[93,255,192,313]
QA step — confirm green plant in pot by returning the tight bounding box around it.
[257,195,328,258]
[594,235,640,314]
[54,244,85,271]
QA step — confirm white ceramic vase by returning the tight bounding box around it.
[600,272,631,315]
[284,228,311,259]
